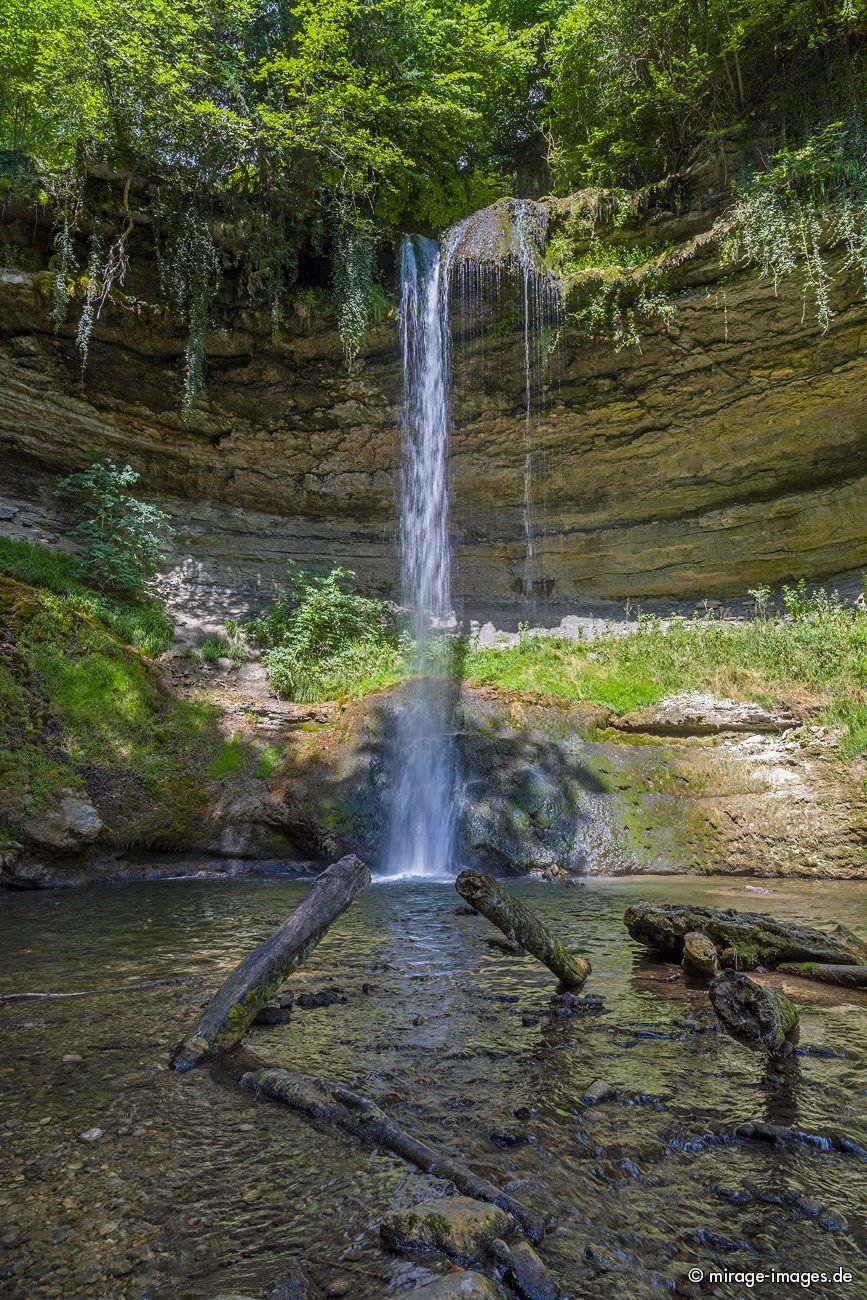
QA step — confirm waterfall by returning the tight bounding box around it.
[384,234,458,879]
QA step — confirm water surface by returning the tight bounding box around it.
[1,874,865,1297]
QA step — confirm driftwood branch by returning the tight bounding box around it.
[709,970,800,1056]
[0,976,199,1002]
[456,870,590,989]
[240,1066,544,1244]
[171,855,370,1071]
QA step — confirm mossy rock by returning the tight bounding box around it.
[398,1273,507,1300]
[380,1196,514,1264]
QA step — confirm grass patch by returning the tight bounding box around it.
[254,744,283,779]
[207,733,249,779]
[465,607,867,758]
[0,536,173,656]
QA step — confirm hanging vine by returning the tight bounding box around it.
[154,194,223,412]
[722,120,867,332]
[47,175,86,332]
[243,207,299,343]
[331,215,381,366]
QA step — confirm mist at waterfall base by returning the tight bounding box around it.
[382,234,458,881]
[383,214,561,881]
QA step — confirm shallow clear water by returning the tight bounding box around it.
[1,874,865,1298]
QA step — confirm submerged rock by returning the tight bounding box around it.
[296,987,347,1009]
[398,1272,507,1299]
[380,1196,514,1263]
[581,1079,618,1107]
[492,1238,561,1300]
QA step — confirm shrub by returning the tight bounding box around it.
[248,563,403,701]
[55,458,174,596]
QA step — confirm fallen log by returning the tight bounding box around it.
[624,901,867,970]
[456,870,589,989]
[240,1066,544,1244]
[171,854,370,1071]
[777,963,867,990]
[709,970,800,1056]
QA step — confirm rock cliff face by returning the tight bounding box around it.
[269,687,865,881]
[1,183,866,618]
[5,679,863,888]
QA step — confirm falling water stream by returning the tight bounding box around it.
[386,214,561,876]
[384,234,458,879]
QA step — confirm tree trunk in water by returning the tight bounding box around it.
[777,963,867,989]
[624,901,867,970]
[709,969,800,1056]
[455,870,590,989]
[171,854,370,1071]
[240,1066,544,1244]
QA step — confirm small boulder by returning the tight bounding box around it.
[526,865,573,886]
[682,931,718,980]
[581,1079,617,1107]
[21,787,102,852]
[254,1003,293,1026]
[397,1273,507,1299]
[296,986,347,1009]
[380,1196,514,1264]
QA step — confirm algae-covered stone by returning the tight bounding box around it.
[398,1272,507,1299]
[682,931,718,980]
[380,1196,514,1263]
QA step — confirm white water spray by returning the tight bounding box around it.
[384,234,458,879]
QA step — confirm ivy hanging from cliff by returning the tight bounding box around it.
[332,216,382,366]
[242,207,300,343]
[154,196,223,412]
[723,119,867,332]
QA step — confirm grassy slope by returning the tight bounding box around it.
[0,539,258,847]
[465,611,867,759]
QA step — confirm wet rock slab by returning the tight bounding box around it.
[398,1272,507,1299]
[380,1196,514,1263]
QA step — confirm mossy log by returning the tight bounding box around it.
[624,901,867,970]
[709,970,800,1055]
[456,870,590,988]
[240,1066,544,1244]
[777,963,867,989]
[171,854,370,1071]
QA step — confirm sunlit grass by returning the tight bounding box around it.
[0,536,173,656]
[466,609,867,757]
